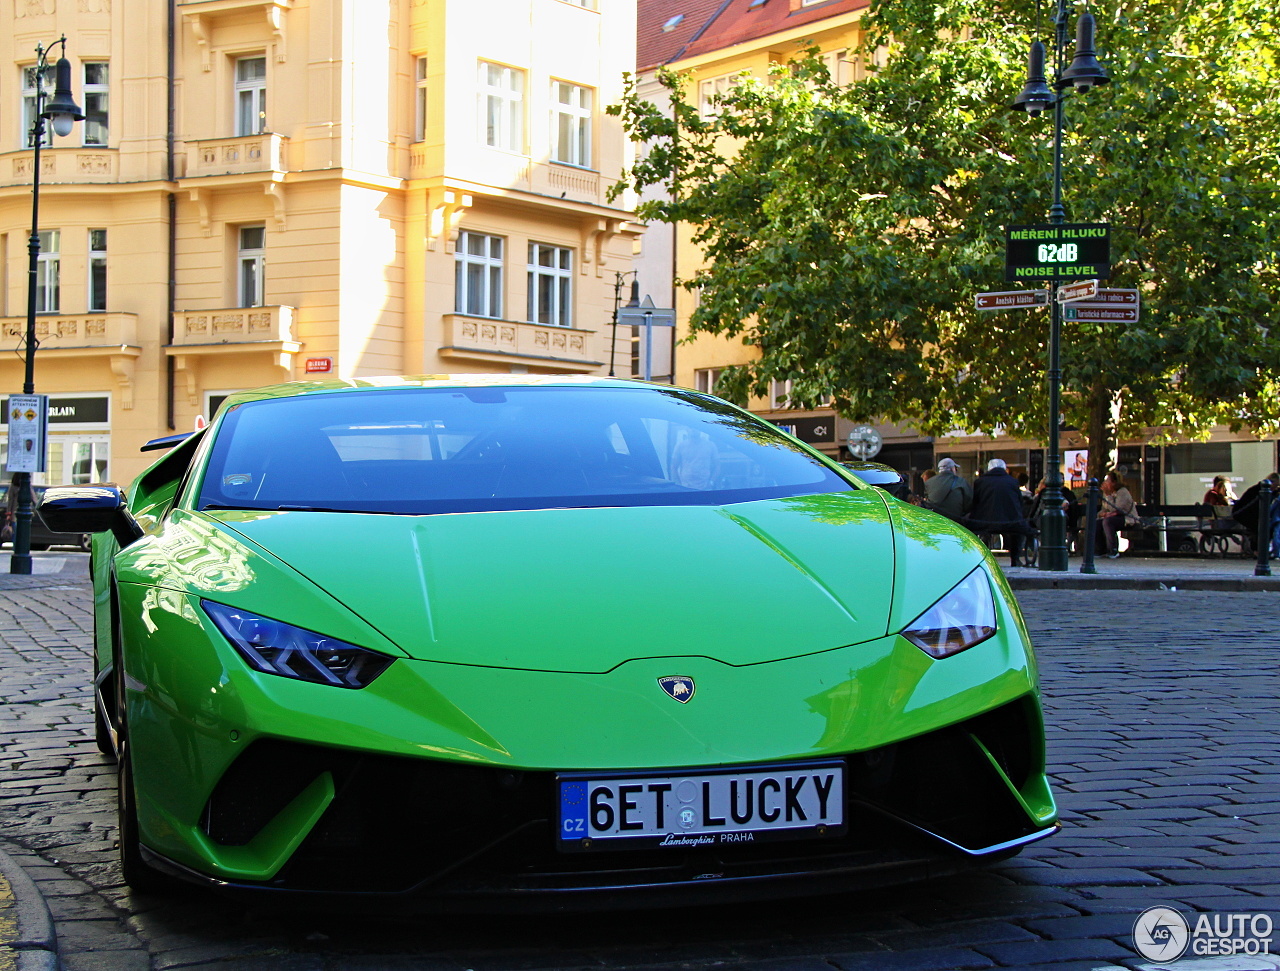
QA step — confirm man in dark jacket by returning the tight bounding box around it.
[969,458,1035,567]
[923,457,973,523]
[1232,472,1279,536]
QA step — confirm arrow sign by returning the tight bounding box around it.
[1089,288,1139,306]
[975,289,1050,311]
[1057,279,1099,303]
[1064,306,1140,323]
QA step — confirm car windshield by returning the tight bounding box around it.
[195,386,855,515]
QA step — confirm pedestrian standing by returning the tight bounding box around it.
[923,458,972,523]
[970,458,1034,567]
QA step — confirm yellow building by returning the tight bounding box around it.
[1,0,640,487]
[635,0,868,453]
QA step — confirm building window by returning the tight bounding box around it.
[478,61,524,152]
[455,231,504,319]
[238,225,265,307]
[414,56,428,142]
[698,73,739,120]
[551,81,592,167]
[22,63,55,147]
[769,379,794,409]
[818,50,855,86]
[694,368,725,394]
[83,62,109,146]
[36,230,60,313]
[527,243,572,327]
[88,229,107,312]
[235,56,267,136]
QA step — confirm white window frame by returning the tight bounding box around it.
[527,243,573,328]
[82,61,109,146]
[88,229,107,312]
[698,73,738,120]
[551,81,592,168]
[36,230,60,313]
[770,379,794,410]
[818,49,855,86]
[22,63,55,148]
[234,56,267,136]
[414,56,428,143]
[454,231,504,319]
[478,61,524,152]
[238,225,265,307]
[694,368,725,394]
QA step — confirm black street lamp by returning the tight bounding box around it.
[1012,4,1108,572]
[10,37,83,576]
[609,271,639,377]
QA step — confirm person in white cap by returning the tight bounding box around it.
[923,457,972,523]
[970,458,1035,567]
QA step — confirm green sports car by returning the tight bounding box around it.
[42,376,1056,905]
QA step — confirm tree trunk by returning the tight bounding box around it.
[1086,380,1121,483]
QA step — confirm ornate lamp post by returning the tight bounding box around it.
[1012,4,1109,572]
[10,37,83,575]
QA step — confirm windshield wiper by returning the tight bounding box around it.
[274,504,363,513]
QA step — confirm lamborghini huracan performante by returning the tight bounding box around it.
[42,376,1056,906]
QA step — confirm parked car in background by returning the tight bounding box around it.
[41,375,1057,904]
[1,483,91,551]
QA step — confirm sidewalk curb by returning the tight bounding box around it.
[0,844,59,971]
[1007,575,1280,591]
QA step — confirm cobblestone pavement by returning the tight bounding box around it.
[0,578,1277,971]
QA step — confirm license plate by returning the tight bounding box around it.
[556,761,845,852]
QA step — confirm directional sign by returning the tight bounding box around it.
[1057,280,1098,303]
[1064,306,1140,323]
[975,289,1050,311]
[1006,223,1110,282]
[1087,288,1139,306]
[1064,288,1141,323]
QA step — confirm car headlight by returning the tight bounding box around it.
[901,568,997,659]
[202,600,394,688]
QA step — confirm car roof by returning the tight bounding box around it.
[216,375,672,416]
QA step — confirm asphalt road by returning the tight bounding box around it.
[0,579,1277,971]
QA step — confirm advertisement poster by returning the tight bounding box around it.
[1064,449,1089,491]
[5,395,48,473]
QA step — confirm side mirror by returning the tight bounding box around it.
[39,485,144,549]
[841,462,910,500]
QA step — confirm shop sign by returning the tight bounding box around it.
[2,395,108,425]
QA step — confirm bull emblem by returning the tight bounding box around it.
[658,676,696,703]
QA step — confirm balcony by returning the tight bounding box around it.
[184,134,288,178]
[440,314,601,373]
[0,312,141,407]
[0,147,118,188]
[167,305,301,406]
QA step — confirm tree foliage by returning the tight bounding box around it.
[610,0,1280,474]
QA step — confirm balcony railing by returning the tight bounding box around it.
[0,312,137,352]
[183,134,289,178]
[0,148,118,188]
[171,305,296,347]
[441,314,601,372]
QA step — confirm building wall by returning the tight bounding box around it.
[0,0,639,489]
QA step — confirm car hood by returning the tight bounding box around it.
[207,492,897,672]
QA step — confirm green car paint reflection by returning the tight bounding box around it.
[76,376,1055,903]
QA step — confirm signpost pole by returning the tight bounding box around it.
[1036,3,1072,572]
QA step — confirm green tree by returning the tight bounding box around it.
[610,0,1280,480]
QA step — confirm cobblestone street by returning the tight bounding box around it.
[0,574,1277,971]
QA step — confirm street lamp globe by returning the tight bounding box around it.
[43,56,84,137]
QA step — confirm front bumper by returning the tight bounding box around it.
[146,697,1055,905]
